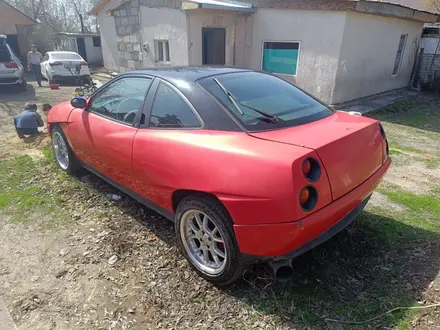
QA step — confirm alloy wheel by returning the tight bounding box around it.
[180,210,227,275]
[53,131,69,170]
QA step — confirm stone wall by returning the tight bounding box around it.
[114,0,142,72]
[113,0,182,72]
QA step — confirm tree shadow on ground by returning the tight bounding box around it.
[227,211,440,329]
[73,172,440,329]
[366,93,440,134]
[0,84,36,102]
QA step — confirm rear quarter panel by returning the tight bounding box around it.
[132,130,332,225]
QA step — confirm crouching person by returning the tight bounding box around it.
[13,103,44,139]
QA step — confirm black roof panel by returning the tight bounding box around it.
[121,66,251,83]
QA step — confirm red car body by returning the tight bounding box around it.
[48,68,390,282]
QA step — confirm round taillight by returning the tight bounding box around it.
[299,187,310,205]
[302,158,321,182]
[299,186,318,211]
[302,159,312,176]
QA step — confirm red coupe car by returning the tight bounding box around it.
[48,67,391,285]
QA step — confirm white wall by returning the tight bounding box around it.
[84,37,103,65]
[98,0,120,71]
[421,36,440,54]
[187,11,252,67]
[333,12,423,104]
[140,7,189,67]
[248,9,347,104]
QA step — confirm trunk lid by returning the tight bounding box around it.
[0,45,14,75]
[249,111,384,200]
[49,53,88,77]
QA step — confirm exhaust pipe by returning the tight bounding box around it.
[269,259,294,282]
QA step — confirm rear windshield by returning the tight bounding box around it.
[0,45,11,62]
[199,72,333,132]
[51,53,82,60]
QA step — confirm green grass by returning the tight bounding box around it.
[389,149,403,156]
[388,142,424,155]
[370,97,440,132]
[0,153,71,226]
[372,187,440,240]
[426,157,440,169]
[1,96,440,329]
[381,188,440,217]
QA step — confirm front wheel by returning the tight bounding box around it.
[51,126,82,174]
[175,197,245,286]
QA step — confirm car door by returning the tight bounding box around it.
[132,80,204,210]
[68,76,153,191]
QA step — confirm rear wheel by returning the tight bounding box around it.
[51,125,82,174]
[175,196,245,286]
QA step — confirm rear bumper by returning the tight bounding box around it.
[0,71,24,85]
[53,74,91,81]
[234,157,391,259]
[0,78,21,85]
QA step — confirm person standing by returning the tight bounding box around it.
[27,45,43,87]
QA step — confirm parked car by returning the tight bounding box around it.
[40,51,91,84]
[0,35,26,92]
[47,67,391,285]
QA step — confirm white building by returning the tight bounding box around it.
[91,0,438,104]
[57,32,104,66]
[421,23,440,54]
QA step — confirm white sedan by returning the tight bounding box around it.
[41,51,91,84]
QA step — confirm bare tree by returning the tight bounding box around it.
[420,0,440,12]
[5,0,100,51]
[6,0,99,33]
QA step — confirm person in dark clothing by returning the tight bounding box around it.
[13,103,44,138]
[27,45,43,87]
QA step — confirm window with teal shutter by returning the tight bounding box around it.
[262,42,300,76]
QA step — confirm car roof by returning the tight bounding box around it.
[121,66,252,84]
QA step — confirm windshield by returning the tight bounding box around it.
[51,53,82,60]
[0,45,11,62]
[199,72,334,132]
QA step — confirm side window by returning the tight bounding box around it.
[89,77,152,124]
[149,82,201,128]
[392,34,407,76]
[43,54,49,62]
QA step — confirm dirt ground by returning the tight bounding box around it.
[0,81,439,330]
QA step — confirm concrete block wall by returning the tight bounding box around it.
[114,0,142,72]
[113,0,183,72]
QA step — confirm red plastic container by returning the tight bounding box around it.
[49,84,60,90]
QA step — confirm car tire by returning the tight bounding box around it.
[175,196,245,286]
[51,125,82,175]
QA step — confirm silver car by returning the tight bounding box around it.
[0,35,26,92]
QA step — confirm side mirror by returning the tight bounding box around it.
[71,97,87,109]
